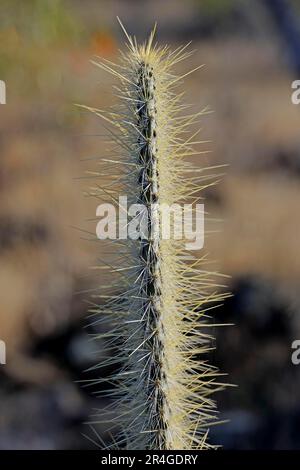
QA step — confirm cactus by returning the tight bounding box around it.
[83,20,227,450]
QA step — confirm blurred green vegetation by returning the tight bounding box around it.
[1,0,82,46]
[0,0,85,97]
[194,0,239,18]
[291,0,300,11]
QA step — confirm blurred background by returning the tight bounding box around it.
[1,0,300,449]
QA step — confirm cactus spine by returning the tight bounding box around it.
[84,21,226,450]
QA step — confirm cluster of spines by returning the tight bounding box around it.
[82,21,228,450]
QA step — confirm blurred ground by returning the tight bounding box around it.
[0,0,300,449]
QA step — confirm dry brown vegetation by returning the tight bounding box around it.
[1,0,300,448]
[1,35,300,361]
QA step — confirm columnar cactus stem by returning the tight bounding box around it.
[83,20,227,450]
[136,60,168,448]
